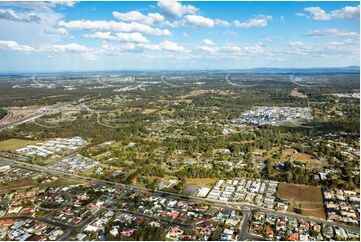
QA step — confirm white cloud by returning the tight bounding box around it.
[199,45,219,55]
[222,44,241,53]
[295,12,310,19]
[288,41,312,50]
[305,28,359,37]
[304,7,330,20]
[38,42,97,60]
[0,38,196,60]
[223,30,237,36]
[304,5,360,20]
[324,39,360,56]
[45,27,69,36]
[233,16,272,28]
[159,40,185,52]
[244,44,266,55]
[120,43,160,52]
[0,1,77,12]
[157,0,198,18]
[197,43,269,58]
[0,40,34,52]
[0,8,41,23]
[184,15,214,27]
[165,16,229,28]
[289,41,303,46]
[112,11,164,26]
[0,1,76,45]
[274,38,359,59]
[202,39,215,46]
[330,5,360,19]
[83,32,148,43]
[111,40,186,53]
[98,44,123,56]
[215,19,231,27]
[59,20,171,36]
[52,1,78,8]
[39,43,90,53]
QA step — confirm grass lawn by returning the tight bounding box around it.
[277,182,325,219]
[187,178,218,188]
[0,138,38,152]
[281,148,322,168]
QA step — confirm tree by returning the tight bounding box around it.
[265,159,273,178]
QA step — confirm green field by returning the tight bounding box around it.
[187,178,218,188]
[0,138,38,152]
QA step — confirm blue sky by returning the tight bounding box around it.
[0,0,359,72]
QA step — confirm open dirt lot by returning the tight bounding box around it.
[142,108,159,114]
[277,182,325,219]
[182,90,209,98]
[290,88,308,98]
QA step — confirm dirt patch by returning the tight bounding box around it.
[182,90,209,98]
[277,183,325,219]
[142,109,159,114]
[290,88,308,98]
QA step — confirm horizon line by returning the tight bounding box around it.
[0,66,359,75]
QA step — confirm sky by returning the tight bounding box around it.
[0,0,359,72]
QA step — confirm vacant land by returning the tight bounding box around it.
[281,148,322,168]
[290,88,308,98]
[0,138,38,152]
[0,178,35,193]
[187,178,217,188]
[182,89,209,98]
[277,183,325,219]
[0,177,81,194]
[142,108,158,114]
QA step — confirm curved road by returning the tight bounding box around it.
[225,74,257,88]
[161,75,184,88]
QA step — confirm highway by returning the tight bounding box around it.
[0,114,44,131]
[225,74,257,88]
[225,74,245,87]
[0,102,70,132]
[96,114,121,129]
[0,110,13,124]
[96,76,113,87]
[289,73,320,88]
[161,75,184,88]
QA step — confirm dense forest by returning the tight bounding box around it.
[0,109,7,120]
